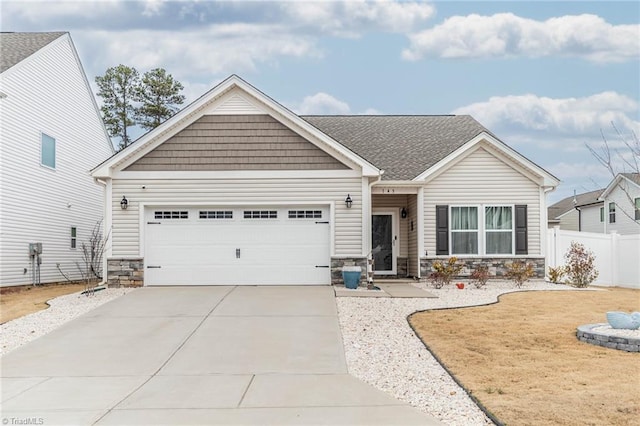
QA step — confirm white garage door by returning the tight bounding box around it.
[144,206,331,285]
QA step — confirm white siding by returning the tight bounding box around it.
[111,177,363,257]
[558,210,579,231]
[0,35,113,286]
[604,182,640,235]
[580,204,604,233]
[423,146,542,256]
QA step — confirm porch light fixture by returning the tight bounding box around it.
[345,194,353,208]
[120,196,128,210]
[401,207,408,219]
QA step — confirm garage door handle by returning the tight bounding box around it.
[147,266,161,269]
[236,248,241,259]
[315,221,329,224]
[315,265,330,268]
[147,222,161,225]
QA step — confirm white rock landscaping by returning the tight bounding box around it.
[337,280,584,426]
[1,287,132,355]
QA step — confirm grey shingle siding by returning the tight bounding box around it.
[0,32,66,73]
[302,115,491,180]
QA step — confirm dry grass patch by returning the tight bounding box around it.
[410,288,640,426]
[0,283,87,324]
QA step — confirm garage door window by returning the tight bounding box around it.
[244,210,277,219]
[288,210,322,219]
[199,211,233,219]
[155,211,188,219]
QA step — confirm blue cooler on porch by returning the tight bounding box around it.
[342,266,362,289]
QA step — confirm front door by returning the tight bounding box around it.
[371,211,397,275]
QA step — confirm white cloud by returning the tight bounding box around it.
[77,24,321,79]
[297,92,352,115]
[282,0,435,37]
[452,91,640,139]
[403,13,640,63]
[142,0,165,17]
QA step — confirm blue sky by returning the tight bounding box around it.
[2,0,639,202]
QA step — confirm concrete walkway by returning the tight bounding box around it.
[1,286,441,425]
[335,282,438,298]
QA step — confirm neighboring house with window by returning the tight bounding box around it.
[0,32,114,286]
[92,75,559,287]
[547,189,604,232]
[600,173,640,235]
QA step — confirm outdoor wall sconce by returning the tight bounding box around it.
[345,194,353,208]
[120,196,129,210]
[401,207,408,219]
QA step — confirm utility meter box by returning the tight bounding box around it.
[29,242,42,256]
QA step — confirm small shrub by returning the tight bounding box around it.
[430,257,463,289]
[470,264,491,289]
[505,261,535,288]
[547,265,567,284]
[564,241,599,288]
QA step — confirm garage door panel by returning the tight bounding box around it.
[145,206,331,286]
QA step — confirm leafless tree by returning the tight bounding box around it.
[76,220,110,291]
[587,123,640,225]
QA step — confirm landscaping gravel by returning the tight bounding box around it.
[336,280,583,426]
[1,287,132,355]
[592,324,640,338]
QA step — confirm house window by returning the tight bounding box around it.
[71,227,77,249]
[154,211,188,219]
[199,211,233,219]
[288,210,322,219]
[451,206,478,255]
[485,206,513,255]
[600,206,604,223]
[41,133,56,168]
[609,202,616,223]
[244,210,277,219]
[450,205,515,255]
[635,198,640,221]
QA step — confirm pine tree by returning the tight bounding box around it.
[95,65,140,150]
[134,68,185,130]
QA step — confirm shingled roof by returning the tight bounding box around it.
[301,115,491,180]
[0,32,66,73]
[547,188,604,222]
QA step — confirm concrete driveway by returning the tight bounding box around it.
[1,286,441,425]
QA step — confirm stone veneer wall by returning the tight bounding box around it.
[396,257,409,278]
[577,324,640,352]
[331,257,367,286]
[420,257,546,279]
[107,258,144,287]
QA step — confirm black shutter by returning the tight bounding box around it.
[515,205,528,255]
[436,205,449,255]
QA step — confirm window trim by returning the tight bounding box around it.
[600,206,604,223]
[449,204,515,256]
[40,132,56,169]
[635,198,640,221]
[450,206,479,256]
[71,226,77,249]
[609,202,616,224]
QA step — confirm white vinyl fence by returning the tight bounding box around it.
[547,227,640,289]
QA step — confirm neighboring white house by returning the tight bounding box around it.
[549,174,640,236]
[0,32,114,287]
[600,173,640,235]
[92,75,559,287]
[547,189,604,233]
